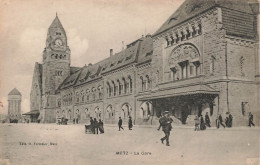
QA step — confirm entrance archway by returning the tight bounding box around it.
[94,107,102,119]
[106,105,114,119]
[121,103,132,119]
[139,101,153,119]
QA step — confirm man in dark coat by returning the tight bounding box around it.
[158,111,173,146]
[200,115,206,130]
[90,117,95,134]
[93,118,99,134]
[205,112,211,127]
[98,119,104,133]
[118,117,124,131]
[218,114,225,128]
[248,112,255,127]
[228,113,233,127]
[128,116,133,130]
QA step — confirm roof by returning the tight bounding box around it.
[70,66,81,74]
[8,88,21,96]
[49,15,64,29]
[154,0,258,36]
[59,36,153,90]
[22,110,40,116]
[137,84,219,101]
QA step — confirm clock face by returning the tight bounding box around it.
[55,39,63,46]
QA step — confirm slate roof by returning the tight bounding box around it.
[49,15,64,29]
[58,36,153,90]
[70,66,81,74]
[154,0,258,36]
[8,88,21,96]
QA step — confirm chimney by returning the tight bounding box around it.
[110,49,113,56]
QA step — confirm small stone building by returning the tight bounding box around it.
[8,88,22,122]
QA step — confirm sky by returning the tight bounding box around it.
[0,0,185,114]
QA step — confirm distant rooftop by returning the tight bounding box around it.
[8,88,21,96]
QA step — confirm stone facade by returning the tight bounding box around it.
[8,88,22,121]
[30,0,260,126]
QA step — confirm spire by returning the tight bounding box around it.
[49,14,64,29]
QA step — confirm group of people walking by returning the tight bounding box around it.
[89,117,104,134]
[118,116,133,131]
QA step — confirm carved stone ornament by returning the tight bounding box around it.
[168,43,200,65]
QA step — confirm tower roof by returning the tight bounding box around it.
[49,14,64,29]
[8,88,21,96]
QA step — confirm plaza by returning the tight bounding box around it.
[0,123,259,165]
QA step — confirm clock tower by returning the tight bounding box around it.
[41,14,71,123]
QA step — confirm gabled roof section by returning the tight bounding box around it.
[58,36,153,90]
[70,66,81,74]
[8,88,21,96]
[49,15,64,29]
[136,35,153,65]
[154,0,258,36]
[58,69,82,90]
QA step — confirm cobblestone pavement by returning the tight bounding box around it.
[0,123,259,165]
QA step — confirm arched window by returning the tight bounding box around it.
[85,108,90,119]
[98,85,102,99]
[122,78,127,94]
[139,101,153,119]
[128,76,132,93]
[92,87,96,101]
[145,75,150,90]
[94,107,101,119]
[210,56,216,75]
[140,76,144,91]
[121,104,132,119]
[106,105,113,119]
[76,92,79,103]
[86,89,90,101]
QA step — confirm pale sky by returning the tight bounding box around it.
[0,0,185,114]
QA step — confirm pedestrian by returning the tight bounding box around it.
[128,116,133,130]
[218,114,225,128]
[98,119,104,134]
[157,115,163,131]
[205,112,211,127]
[93,118,98,134]
[158,111,173,146]
[90,117,95,134]
[200,115,206,130]
[228,113,233,127]
[194,115,200,131]
[118,117,124,131]
[225,116,229,127]
[248,112,255,127]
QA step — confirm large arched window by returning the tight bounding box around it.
[94,107,102,119]
[121,103,132,119]
[139,101,153,119]
[106,105,114,119]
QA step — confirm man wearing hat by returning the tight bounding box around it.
[158,111,173,146]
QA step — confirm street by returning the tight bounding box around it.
[0,123,259,165]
